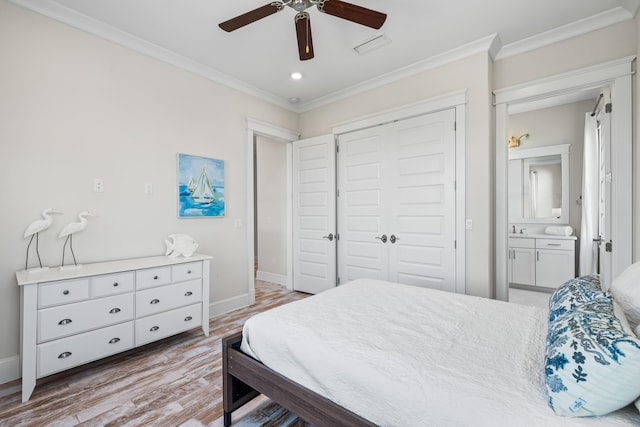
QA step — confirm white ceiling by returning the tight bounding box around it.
[10,0,639,112]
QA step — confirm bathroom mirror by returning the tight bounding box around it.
[508,144,569,224]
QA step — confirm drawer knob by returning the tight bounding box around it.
[185,291,193,297]
[184,316,193,322]
[62,290,70,295]
[109,308,121,314]
[58,351,72,359]
[58,318,72,325]
[150,326,159,332]
[153,275,158,280]
[187,270,192,274]
[113,282,119,287]
[109,337,120,344]
[150,299,160,305]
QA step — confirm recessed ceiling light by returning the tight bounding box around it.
[290,72,303,80]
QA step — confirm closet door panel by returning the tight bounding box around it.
[338,128,389,282]
[388,110,457,291]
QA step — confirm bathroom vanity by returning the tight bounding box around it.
[508,234,576,288]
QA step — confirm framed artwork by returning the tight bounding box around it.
[177,153,225,218]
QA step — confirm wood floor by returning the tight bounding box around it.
[0,281,308,427]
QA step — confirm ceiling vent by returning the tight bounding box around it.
[353,33,391,55]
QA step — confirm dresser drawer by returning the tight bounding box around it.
[536,238,574,250]
[136,279,202,318]
[135,303,202,346]
[91,272,135,297]
[136,266,171,290]
[38,293,134,343]
[37,321,134,377]
[38,279,90,309]
[172,262,202,283]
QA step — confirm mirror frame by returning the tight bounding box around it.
[508,144,569,224]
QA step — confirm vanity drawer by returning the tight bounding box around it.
[38,293,134,343]
[91,272,135,297]
[536,239,574,250]
[508,238,535,249]
[37,321,134,377]
[172,262,202,283]
[135,303,202,346]
[136,279,202,318]
[136,266,171,290]
[38,279,89,309]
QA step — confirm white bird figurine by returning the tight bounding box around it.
[59,211,96,267]
[24,208,63,270]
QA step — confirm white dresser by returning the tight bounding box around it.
[16,254,212,402]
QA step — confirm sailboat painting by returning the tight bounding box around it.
[177,153,225,218]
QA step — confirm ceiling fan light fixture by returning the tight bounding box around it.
[353,33,391,55]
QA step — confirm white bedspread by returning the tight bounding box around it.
[241,279,640,426]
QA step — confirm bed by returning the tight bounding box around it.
[222,278,640,426]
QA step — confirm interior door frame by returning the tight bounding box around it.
[494,56,634,301]
[333,89,467,294]
[246,118,299,304]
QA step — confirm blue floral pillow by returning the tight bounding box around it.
[548,275,608,322]
[545,297,640,416]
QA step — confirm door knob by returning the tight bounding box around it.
[375,234,388,243]
[389,234,399,244]
[322,233,334,241]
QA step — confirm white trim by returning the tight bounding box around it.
[209,293,250,318]
[9,0,294,111]
[246,119,299,304]
[299,36,497,113]
[333,91,467,295]
[0,355,20,384]
[494,56,635,301]
[256,271,287,287]
[333,89,467,135]
[495,7,635,60]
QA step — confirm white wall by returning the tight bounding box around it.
[508,99,593,233]
[300,53,494,298]
[0,1,298,362]
[256,136,287,279]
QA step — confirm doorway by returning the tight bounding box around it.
[495,56,634,301]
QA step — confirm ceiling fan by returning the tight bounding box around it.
[219,0,387,61]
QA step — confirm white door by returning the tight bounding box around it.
[387,111,457,291]
[511,248,535,286]
[597,101,612,287]
[338,109,457,291]
[337,127,389,282]
[292,135,337,294]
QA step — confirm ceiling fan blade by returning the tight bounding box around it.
[319,0,386,29]
[219,2,283,32]
[295,12,314,61]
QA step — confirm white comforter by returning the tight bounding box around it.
[241,279,640,426]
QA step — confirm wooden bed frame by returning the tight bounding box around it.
[222,332,377,427]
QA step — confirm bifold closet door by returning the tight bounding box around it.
[337,109,457,291]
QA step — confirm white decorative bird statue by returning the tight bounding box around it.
[24,208,63,270]
[58,211,96,267]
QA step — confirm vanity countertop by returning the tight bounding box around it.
[508,233,577,240]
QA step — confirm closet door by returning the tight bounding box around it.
[387,110,457,291]
[337,127,389,282]
[337,109,457,291]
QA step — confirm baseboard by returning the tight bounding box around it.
[0,355,20,384]
[256,271,286,286]
[209,293,250,318]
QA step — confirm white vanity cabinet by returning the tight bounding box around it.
[508,235,576,288]
[16,254,212,402]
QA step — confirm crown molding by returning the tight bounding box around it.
[297,33,499,112]
[495,7,635,60]
[9,0,297,112]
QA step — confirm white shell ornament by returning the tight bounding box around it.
[165,234,199,258]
